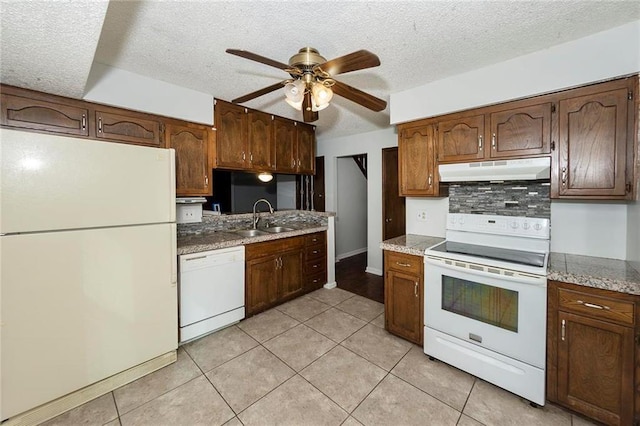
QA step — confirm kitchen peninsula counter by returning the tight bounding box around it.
[548,252,640,296]
[380,234,444,256]
[177,210,333,255]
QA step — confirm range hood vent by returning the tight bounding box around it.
[439,157,551,182]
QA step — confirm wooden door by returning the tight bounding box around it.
[296,123,316,174]
[214,100,247,169]
[95,110,162,147]
[1,93,89,136]
[557,311,634,425]
[385,269,422,344]
[279,249,304,300]
[248,110,274,171]
[313,156,325,211]
[166,123,212,196]
[557,87,629,198]
[382,147,405,240]
[246,256,279,316]
[398,124,437,196]
[489,103,551,159]
[273,117,297,173]
[437,114,485,162]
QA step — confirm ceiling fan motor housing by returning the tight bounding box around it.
[288,47,326,70]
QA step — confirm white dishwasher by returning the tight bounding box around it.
[178,246,245,343]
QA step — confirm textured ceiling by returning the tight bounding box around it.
[1,1,639,139]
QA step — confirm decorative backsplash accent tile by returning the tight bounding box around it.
[448,180,550,218]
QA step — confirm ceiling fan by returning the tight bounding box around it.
[226,47,387,123]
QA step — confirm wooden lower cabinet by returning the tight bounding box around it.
[304,232,327,291]
[547,281,639,425]
[384,250,424,345]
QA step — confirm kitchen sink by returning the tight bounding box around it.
[263,226,295,233]
[233,229,268,237]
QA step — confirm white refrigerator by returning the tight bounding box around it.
[0,128,178,421]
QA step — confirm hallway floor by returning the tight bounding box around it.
[335,252,384,303]
[40,288,594,426]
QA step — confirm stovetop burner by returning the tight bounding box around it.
[429,241,546,268]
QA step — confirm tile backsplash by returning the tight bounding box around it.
[448,180,550,219]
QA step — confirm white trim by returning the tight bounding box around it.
[335,247,367,261]
[365,266,383,276]
[323,281,337,289]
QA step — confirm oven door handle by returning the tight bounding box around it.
[424,256,546,287]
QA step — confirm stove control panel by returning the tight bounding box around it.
[448,213,550,239]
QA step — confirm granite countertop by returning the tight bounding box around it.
[548,252,640,296]
[380,234,445,257]
[177,223,327,255]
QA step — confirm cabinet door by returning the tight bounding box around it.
[296,123,316,174]
[437,114,485,162]
[166,123,212,196]
[1,93,89,136]
[248,110,274,171]
[489,103,551,159]
[274,117,297,173]
[214,100,248,169]
[385,270,422,345]
[246,256,279,316]
[557,311,634,426]
[95,110,162,147]
[398,125,437,196]
[279,249,304,300]
[557,87,629,198]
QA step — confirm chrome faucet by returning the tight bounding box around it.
[252,199,274,229]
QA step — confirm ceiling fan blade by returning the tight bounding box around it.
[313,50,380,76]
[302,92,319,123]
[226,49,290,71]
[331,80,387,112]
[232,81,285,104]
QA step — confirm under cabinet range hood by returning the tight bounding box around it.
[438,157,551,182]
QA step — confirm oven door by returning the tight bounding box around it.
[424,255,546,368]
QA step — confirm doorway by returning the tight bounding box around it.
[296,156,325,211]
[382,147,406,240]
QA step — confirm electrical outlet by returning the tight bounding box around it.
[417,211,428,222]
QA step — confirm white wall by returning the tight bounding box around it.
[551,202,628,259]
[335,157,368,259]
[317,127,397,275]
[405,198,448,237]
[628,201,640,263]
[84,62,214,125]
[391,20,640,124]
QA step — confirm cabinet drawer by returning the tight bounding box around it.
[558,288,635,326]
[306,243,326,261]
[246,236,304,260]
[307,270,327,288]
[306,258,326,274]
[386,251,422,275]
[305,232,326,246]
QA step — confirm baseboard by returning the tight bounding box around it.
[323,281,337,289]
[335,247,367,261]
[365,266,383,276]
[2,351,177,426]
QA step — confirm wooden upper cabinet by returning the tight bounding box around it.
[296,123,316,174]
[437,114,485,162]
[398,124,438,196]
[95,110,162,147]
[214,100,248,169]
[165,123,213,196]
[1,92,89,136]
[555,79,632,199]
[489,102,552,159]
[247,110,275,171]
[274,117,298,173]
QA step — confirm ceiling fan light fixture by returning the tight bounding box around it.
[284,79,305,102]
[285,97,303,110]
[312,81,333,104]
[257,172,273,182]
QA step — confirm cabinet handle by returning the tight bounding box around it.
[291,160,295,168]
[576,300,610,310]
[81,114,86,130]
[205,175,209,186]
[312,250,319,254]
[396,261,411,267]
[478,135,483,150]
[414,282,418,297]
[98,117,103,133]
[492,133,496,149]
[298,159,301,168]
[561,167,567,186]
[242,152,246,161]
[250,153,253,162]
[428,174,432,187]
[561,319,565,341]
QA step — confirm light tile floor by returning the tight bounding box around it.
[40,288,597,426]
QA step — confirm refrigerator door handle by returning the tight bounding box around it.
[170,223,177,287]
[169,149,176,222]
